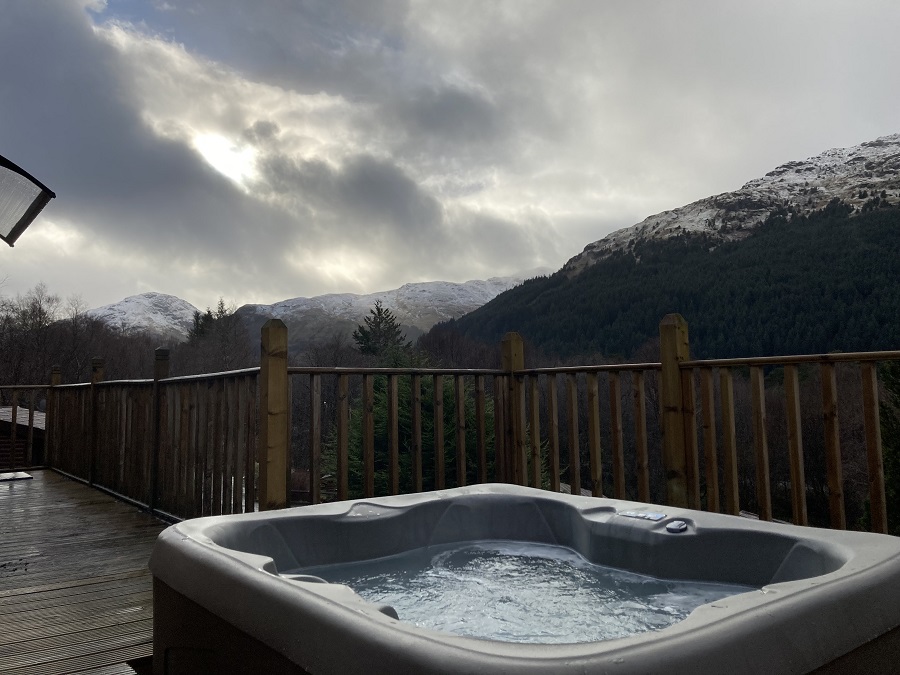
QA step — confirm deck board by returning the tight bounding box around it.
[0,470,167,674]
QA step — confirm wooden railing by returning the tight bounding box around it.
[4,316,897,533]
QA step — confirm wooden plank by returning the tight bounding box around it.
[720,369,740,515]
[821,363,846,529]
[493,376,506,482]
[475,375,486,485]
[632,371,650,502]
[681,369,700,510]
[233,379,247,514]
[362,374,375,497]
[566,373,580,495]
[454,375,466,487]
[861,363,887,534]
[784,365,807,526]
[0,470,165,675]
[547,374,560,493]
[309,374,322,504]
[528,375,541,489]
[433,374,445,490]
[608,373,625,500]
[751,366,772,521]
[699,368,719,512]
[336,374,349,501]
[223,378,236,512]
[387,374,399,494]
[412,375,423,492]
[586,373,602,498]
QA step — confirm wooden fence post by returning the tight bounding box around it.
[89,357,105,485]
[150,348,170,513]
[659,314,691,508]
[47,365,61,468]
[501,332,525,484]
[259,320,289,510]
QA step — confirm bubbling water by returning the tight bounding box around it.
[300,541,754,644]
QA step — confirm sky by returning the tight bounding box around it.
[1,1,898,312]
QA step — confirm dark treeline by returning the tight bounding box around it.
[445,198,900,360]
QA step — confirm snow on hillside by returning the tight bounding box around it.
[86,292,199,340]
[565,133,900,274]
[86,268,551,342]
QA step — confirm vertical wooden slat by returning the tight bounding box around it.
[529,375,541,489]
[784,365,808,526]
[632,371,650,502]
[475,375,487,485]
[861,363,887,534]
[455,375,466,487]
[388,374,399,495]
[548,374,560,493]
[751,366,772,521]
[233,379,247,514]
[212,380,225,515]
[10,390,19,469]
[608,373,626,500]
[337,374,349,501]
[514,374,527,486]
[720,369,740,515]
[433,374,445,489]
[659,315,690,508]
[227,378,239,513]
[27,390,36,466]
[309,374,322,504]
[821,363,845,529]
[362,373,375,498]
[245,377,258,513]
[566,373,580,495]
[203,381,214,516]
[699,368,719,512]
[493,375,506,482]
[681,368,701,510]
[586,373,602,497]
[412,374,423,492]
[193,382,204,518]
[179,384,192,517]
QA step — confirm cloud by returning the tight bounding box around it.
[1,0,899,312]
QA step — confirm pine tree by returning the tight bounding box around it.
[352,301,410,356]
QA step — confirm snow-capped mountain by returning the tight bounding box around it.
[235,268,551,347]
[565,133,900,274]
[86,269,551,343]
[86,292,200,341]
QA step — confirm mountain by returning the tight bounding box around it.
[86,269,551,345]
[566,133,900,274]
[86,292,200,342]
[234,269,552,350]
[447,134,900,360]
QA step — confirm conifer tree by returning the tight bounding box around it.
[352,300,410,356]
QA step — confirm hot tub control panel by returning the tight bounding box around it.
[618,510,667,521]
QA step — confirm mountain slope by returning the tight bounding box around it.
[566,134,900,274]
[86,292,200,341]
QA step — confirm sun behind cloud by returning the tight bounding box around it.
[191,133,258,187]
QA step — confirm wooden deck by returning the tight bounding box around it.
[0,470,167,674]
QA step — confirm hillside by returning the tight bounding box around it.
[449,201,900,359]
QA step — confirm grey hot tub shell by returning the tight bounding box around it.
[149,484,900,674]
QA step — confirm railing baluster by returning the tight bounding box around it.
[362,373,375,498]
[586,373,602,498]
[861,363,887,534]
[609,373,626,500]
[784,365,807,526]
[412,374,423,492]
[566,373,580,495]
[433,374,445,490]
[388,374,400,495]
[632,371,650,502]
[547,374,560,493]
[309,374,322,504]
[700,368,719,512]
[455,375,466,487]
[337,374,349,501]
[720,369,740,515]
[751,366,772,521]
[820,363,845,529]
[475,375,486,485]
[682,368,700,510]
[528,375,541,488]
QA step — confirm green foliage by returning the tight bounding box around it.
[321,353,496,498]
[450,201,900,359]
[352,300,411,356]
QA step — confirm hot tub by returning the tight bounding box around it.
[150,484,900,674]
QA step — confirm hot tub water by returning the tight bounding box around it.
[300,541,754,643]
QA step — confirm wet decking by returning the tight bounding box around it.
[0,470,167,674]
